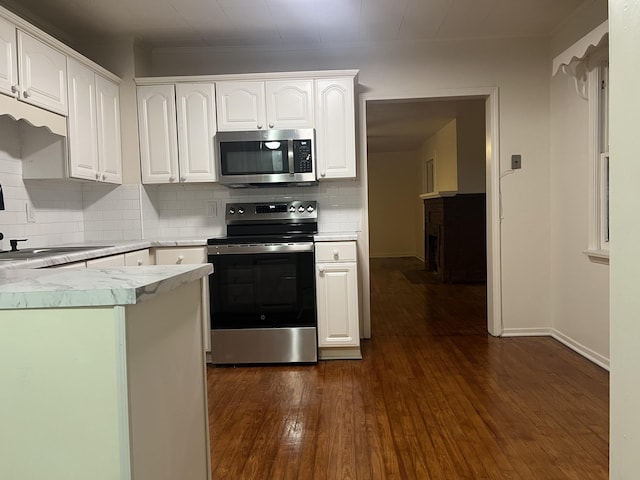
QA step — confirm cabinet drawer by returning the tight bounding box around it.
[154,246,206,265]
[315,241,357,263]
[124,249,152,266]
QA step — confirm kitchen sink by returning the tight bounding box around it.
[0,245,113,260]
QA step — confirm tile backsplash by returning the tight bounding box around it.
[1,115,361,248]
[0,173,362,248]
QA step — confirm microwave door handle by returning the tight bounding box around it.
[288,139,295,175]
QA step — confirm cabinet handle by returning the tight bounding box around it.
[102,174,107,181]
[269,123,274,128]
[320,172,326,177]
[257,124,263,129]
[95,172,100,180]
[180,176,186,182]
[169,176,177,182]
[137,259,144,266]
[23,89,31,98]
[11,85,19,95]
[319,266,325,274]
[333,249,339,259]
[177,255,184,264]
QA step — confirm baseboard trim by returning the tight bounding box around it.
[319,346,362,360]
[550,329,610,371]
[501,328,609,371]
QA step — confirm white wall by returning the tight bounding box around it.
[419,119,458,193]
[0,116,84,249]
[610,0,640,475]
[368,150,420,258]
[549,70,609,366]
[149,36,553,333]
[456,102,486,194]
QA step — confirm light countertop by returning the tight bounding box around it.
[0,264,213,309]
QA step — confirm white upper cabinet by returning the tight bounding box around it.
[67,58,99,180]
[67,58,122,184]
[138,84,179,184]
[265,80,314,129]
[0,16,17,98]
[216,79,313,131]
[176,83,217,182]
[17,31,67,115]
[95,74,122,183]
[315,77,356,179]
[216,81,266,131]
[138,83,217,184]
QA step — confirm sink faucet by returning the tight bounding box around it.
[10,239,28,252]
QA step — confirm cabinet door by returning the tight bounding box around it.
[86,254,126,268]
[316,262,359,347]
[265,79,314,129]
[216,81,266,131]
[154,246,210,353]
[67,58,99,181]
[124,249,152,266]
[315,78,356,179]
[0,17,17,98]
[96,75,122,184]
[176,83,217,182]
[137,85,179,184]
[17,31,67,115]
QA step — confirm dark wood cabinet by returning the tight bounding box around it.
[424,194,486,283]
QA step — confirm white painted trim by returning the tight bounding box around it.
[135,69,360,86]
[113,306,132,480]
[358,86,501,340]
[486,89,503,337]
[551,329,610,371]
[552,21,608,76]
[501,327,553,337]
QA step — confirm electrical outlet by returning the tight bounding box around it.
[511,154,522,170]
[207,201,217,217]
[25,202,36,223]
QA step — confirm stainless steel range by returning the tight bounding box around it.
[207,201,318,365]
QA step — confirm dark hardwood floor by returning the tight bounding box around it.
[207,257,609,479]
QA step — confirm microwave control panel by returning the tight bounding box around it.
[293,140,314,173]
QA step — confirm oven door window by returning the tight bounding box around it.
[210,251,316,328]
[220,140,289,175]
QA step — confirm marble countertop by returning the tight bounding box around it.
[0,264,213,309]
[314,232,358,242]
[0,238,210,270]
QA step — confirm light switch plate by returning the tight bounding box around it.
[511,154,522,169]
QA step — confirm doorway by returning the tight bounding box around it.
[357,89,501,339]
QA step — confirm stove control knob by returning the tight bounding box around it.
[306,205,315,213]
[228,207,235,215]
[298,206,305,213]
[238,207,245,214]
[289,205,296,213]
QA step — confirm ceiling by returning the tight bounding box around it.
[1,0,585,48]
[0,0,586,154]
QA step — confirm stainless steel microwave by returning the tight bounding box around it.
[215,129,317,187]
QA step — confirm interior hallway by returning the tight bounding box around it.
[207,257,609,479]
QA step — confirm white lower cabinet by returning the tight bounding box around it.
[86,254,125,268]
[315,241,361,359]
[124,249,152,266]
[153,246,211,354]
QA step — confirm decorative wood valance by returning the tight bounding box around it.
[552,21,608,100]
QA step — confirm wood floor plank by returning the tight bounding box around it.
[208,257,609,479]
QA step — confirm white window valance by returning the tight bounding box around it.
[552,20,608,99]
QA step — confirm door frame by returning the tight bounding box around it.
[358,87,502,338]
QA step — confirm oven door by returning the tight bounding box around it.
[208,243,317,364]
[209,244,315,329]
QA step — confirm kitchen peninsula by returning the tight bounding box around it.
[0,264,212,480]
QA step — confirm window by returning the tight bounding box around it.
[588,59,609,259]
[423,158,435,194]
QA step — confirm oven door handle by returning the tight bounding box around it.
[208,242,315,255]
